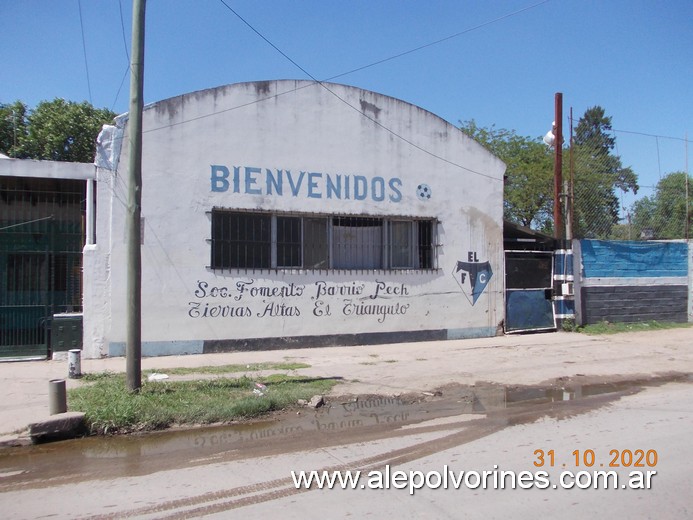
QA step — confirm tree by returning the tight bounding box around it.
[631,171,692,239]
[571,106,638,238]
[459,120,554,231]
[0,101,29,157]
[0,99,116,163]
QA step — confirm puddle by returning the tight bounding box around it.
[0,372,688,491]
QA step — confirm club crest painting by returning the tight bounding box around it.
[84,80,506,358]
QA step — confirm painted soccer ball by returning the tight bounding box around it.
[416,183,432,200]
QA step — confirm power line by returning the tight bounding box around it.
[324,0,553,82]
[129,1,685,185]
[118,0,131,63]
[613,128,690,143]
[77,0,93,104]
[217,0,316,84]
[111,66,130,112]
[111,0,132,111]
[216,0,532,180]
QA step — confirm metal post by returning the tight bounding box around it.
[126,0,146,392]
[686,132,689,240]
[86,179,95,245]
[48,379,67,415]
[553,93,563,239]
[566,107,574,241]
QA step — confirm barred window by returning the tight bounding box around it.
[210,209,437,271]
[302,217,329,269]
[276,216,302,267]
[211,212,271,269]
[333,216,383,269]
[390,220,412,268]
[418,220,434,269]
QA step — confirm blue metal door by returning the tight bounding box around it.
[505,251,556,332]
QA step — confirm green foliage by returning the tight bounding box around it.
[68,371,337,435]
[460,120,553,231]
[0,101,29,157]
[560,317,577,332]
[571,106,639,238]
[631,171,692,239]
[0,98,116,162]
[574,106,616,150]
[578,320,693,335]
[146,362,311,376]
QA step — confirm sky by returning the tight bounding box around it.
[1,0,691,212]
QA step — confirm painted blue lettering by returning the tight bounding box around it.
[210,165,230,192]
[372,177,385,201]
[245,167,262,195]
[266,169,283,195]
[354,176,367,200]
[388,178,402,202]
[233,166,240,193]
[308,172,322,198]
[326,174,341,199]
[211,164,402,203]
[287,170,305,197]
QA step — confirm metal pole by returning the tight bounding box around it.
[566,107,574,241]
[553,93,564,240]
[686,132,689,240]
[126,0,146,392]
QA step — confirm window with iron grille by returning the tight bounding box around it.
[210,209,437,271]
[211,212,271,269]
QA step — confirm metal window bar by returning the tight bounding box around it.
[332,216,383,270]
[303,217,329,269]
[210,209,438,272]
[418,220,434,269]
[276,216,302,268]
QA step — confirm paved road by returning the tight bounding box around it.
[2,328,691,439]
[0,379,690,519]
[0,328,691,518]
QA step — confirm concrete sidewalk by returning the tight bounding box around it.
[1,328,691,444]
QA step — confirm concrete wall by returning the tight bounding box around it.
[84,81,506,358]
[0,158,95,181]
[574,239,690,325]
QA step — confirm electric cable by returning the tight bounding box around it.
[77,0,93,104]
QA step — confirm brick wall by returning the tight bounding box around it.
[575,240,690,325]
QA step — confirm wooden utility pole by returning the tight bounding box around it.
[126,0,145,392]
[553,93,563,239]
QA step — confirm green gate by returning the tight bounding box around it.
[0,177,85,359]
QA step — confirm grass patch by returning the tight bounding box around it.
[144,362,310,376]
[68,372,337,435]
[578,320,693,335]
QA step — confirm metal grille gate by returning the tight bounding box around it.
[0,177,85,359]
[504,250,556,333]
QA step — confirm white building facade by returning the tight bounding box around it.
[84,81,506,358]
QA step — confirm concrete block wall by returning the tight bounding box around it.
[574,240,690,325]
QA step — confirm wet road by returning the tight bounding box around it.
[1,373,691,519]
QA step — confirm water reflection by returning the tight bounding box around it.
[0,374,687,491]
